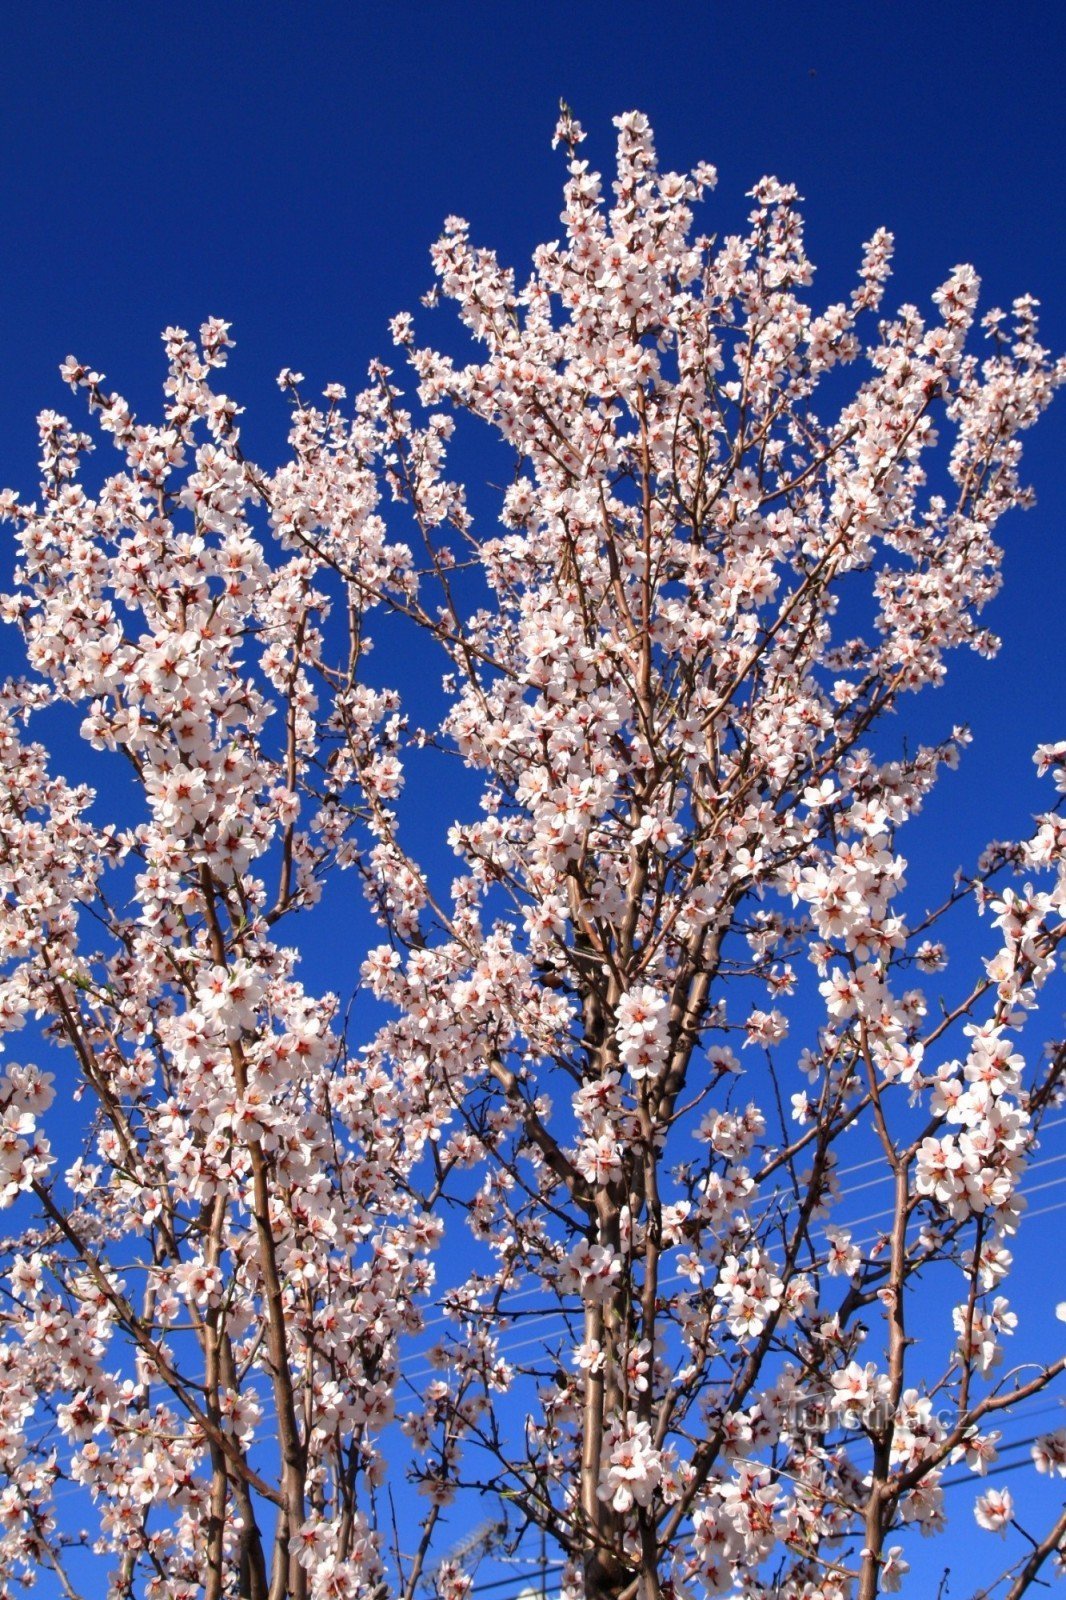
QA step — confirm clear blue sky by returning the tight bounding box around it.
[1,4,1063,1596]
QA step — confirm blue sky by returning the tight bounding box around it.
[1,4,1064,1596]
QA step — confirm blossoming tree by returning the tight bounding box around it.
[0,109,1063,1600]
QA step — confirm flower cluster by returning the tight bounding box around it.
[0,110,1060,1600]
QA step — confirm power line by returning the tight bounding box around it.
[397,1174,1066,1382]
[19,1176,1066,1459]
[17,1133,1066,1549]
[408,1114,1066,1340]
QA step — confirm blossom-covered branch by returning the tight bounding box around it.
[0,110,1062,1600]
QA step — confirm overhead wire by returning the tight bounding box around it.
[16,1120,1066,1579]
[18,1155,1066,1462]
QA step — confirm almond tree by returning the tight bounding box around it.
[0,109,1063,1600]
